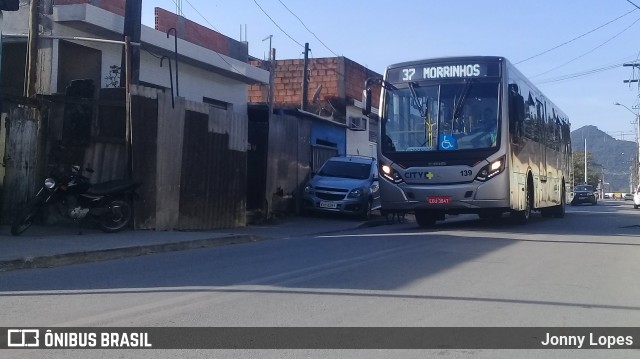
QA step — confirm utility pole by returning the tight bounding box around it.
[301,42,310,111]
[623,63,640,84]
[121,0,142,87]
[584,138,587,184]
[25,0,39,97]
[268,48,276,119]
[262,35,274,115]
[615,102,640,187]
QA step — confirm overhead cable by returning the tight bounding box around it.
[516,8,638,65]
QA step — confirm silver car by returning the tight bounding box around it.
[303,156,381,219]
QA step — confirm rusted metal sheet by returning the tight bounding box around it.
[2,105,41,220]
[83,141,127,183]
[155,92,185,230]
[265,112,312,214]
[130,86,159,230]
[247,106,269,211]
[178,109,247,230]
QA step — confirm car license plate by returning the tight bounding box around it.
[428,196,450,205]
[319,201,337,209]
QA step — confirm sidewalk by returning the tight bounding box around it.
[0,215,387,272]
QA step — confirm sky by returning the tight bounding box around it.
[141,0,640,140]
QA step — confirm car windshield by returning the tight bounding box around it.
[318,161,371,180]
[575,185,593,192]
[382,81,499,153]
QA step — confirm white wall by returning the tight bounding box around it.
[345,105,376,157]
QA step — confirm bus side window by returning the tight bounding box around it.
[508,84,524,140]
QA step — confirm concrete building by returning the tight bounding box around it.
[249,56,381,158]
[1,0,268,105]
[0,0,269,229]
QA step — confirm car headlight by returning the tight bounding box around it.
[348,188,364,198]
[44,177,56,189]
[304,184,313,193]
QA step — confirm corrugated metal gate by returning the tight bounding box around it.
[131,85,248,230]
[1,85,249,230]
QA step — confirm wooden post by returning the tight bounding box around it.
[125,36,133,179]
[301,43,309,111]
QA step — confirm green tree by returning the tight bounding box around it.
[572,150,600,187]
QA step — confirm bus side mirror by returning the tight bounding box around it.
[362,88,372,116]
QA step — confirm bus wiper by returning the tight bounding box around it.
[452,78,473,121]
[408,82,435,147]
[408,82,427,118]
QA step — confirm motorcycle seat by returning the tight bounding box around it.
[86,179,139,196]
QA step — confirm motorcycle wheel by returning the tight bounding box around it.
[11,209,37,236]
[99,199,133,233]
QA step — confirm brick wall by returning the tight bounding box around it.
[54,0,126,16]
[344,57,381,107]
[155,8,248,62]
[53,1,248,61]
[249,56,381,111]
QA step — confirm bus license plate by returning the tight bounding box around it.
[428,196,450,205]
[320,201,337,209]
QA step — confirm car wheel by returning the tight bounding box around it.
[360,199,372,221]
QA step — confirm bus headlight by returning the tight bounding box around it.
[380,163,404,184]
[475,156,505,182]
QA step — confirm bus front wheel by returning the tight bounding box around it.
[415,210,436,227]
[512,185,532,224]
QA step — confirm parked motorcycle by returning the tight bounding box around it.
[11,165,140,236]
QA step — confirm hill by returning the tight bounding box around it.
[570,125,636,192]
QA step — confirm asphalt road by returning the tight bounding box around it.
[2,200,640,358]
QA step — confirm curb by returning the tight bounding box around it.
[0,218,389,272]
[0,234,262,272]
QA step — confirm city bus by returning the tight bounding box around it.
[362,56,571,227]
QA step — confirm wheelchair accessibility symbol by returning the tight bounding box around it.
[439,134,457,150]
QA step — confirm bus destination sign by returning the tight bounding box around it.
[388,62,499,83]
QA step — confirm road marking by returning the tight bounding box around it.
[35,241,430,326]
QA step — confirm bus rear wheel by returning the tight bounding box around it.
[552,190,566,218]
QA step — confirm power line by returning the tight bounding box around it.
[536,62,626,85]
[532,15,640,78]
[515,8,638,65]
[166,0,246,76]
[276,0,340,57]
[179,0,220,32]
[253,0,305,48]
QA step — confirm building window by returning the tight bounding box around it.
[203,96,231,110]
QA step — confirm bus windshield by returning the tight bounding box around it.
[382,81,500,153]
